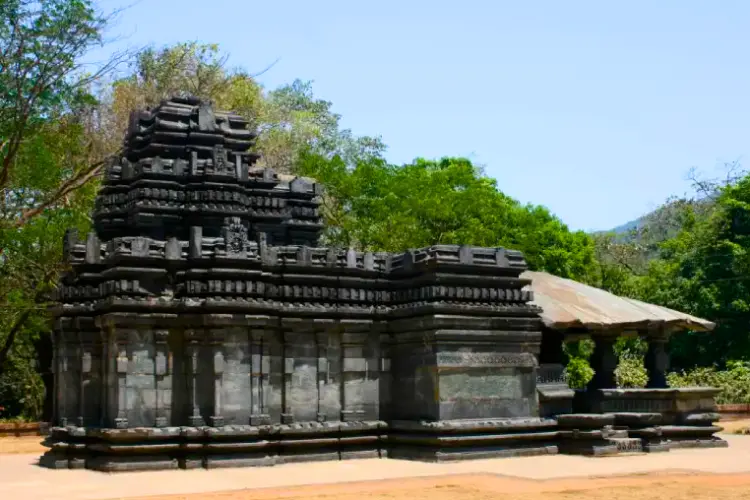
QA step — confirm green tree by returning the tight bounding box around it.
[635,172,750,368]
[0,1,128,405]
[103,42,385,173]
[298,153,597,280]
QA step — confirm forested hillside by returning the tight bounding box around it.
[1,0,749,420]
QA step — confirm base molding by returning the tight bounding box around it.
[39,412,730,471]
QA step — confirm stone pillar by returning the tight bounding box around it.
[209,329,225,427]
[153,330,170,427]
[281,331,295,424]
[315,332,329,422]
[185,329,204,427]
[249,329,270,425]
[77,328,101,428]
[52,328,67,427]
[587,335,618,391]
[644,336,669,389]
[113,329,129,429]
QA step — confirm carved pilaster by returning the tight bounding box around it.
[54,329,67,427]
[99,328,108,427]
[281,331,294,424]
[209,329,225,427]
[114,328,129,429]
[249,329,270,425]
[185,329,204,427]
[77,331,94,427]
[154,330,170,427]
[316,332,328,422]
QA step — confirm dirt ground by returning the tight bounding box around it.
[0,435,46,454]
[3,419,750,500]
[718,418,750,433]
[115,472,750,500]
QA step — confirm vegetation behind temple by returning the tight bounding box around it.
[2,0,750,419]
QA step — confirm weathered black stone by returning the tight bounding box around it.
[44,97,727,470]
[46,97,554,470]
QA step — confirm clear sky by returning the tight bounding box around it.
[93,0,750,231]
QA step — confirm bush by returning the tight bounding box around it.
[615,356,648,388]
[667,361,750,404]
[565,357,594,389]
[0,344,44,421]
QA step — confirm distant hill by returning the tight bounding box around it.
[600,197,711,243]
[609,217,645,235]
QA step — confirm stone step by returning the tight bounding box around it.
[607,429,629,439]
[607,437,644,454]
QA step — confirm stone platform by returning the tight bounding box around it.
[41,409,728,471]
[6,435,750,500]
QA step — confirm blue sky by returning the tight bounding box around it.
[94,0,750,231]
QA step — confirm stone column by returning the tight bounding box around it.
[644,336,669,389]
[77,331,95,428]
[209,329,225,427]
[587,335,618,391]
[113,329,129,429]
[153,330,170,427]
[53,328,67,427]
[315,332,329,422]
[185,329,204,427]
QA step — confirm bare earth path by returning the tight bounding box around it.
[3,429,750,500]
[123,472,750,500]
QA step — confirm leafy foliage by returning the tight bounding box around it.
[298,153,597,280]
[0,0,121,418]
[667,361,750,404]
[632,174,750,369]
[615,357,648,388]
[104,43,385,174]
[564,357,594,390]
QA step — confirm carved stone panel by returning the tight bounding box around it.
[318,332,341,422]
[125,329,156,427]
[284,333,318,423]
[221,329,252,425]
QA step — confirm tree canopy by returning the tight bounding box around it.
[2,0,750,418]
[298,153,596,280]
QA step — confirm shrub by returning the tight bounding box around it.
[565,357,594,389]
[615,356,648,388]
[667,361,750,404]
[0,347,44,421]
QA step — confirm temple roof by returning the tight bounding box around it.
[522,270,715,333]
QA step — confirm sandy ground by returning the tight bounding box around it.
[0,435,47,454]
[2,421,750,500]
[718,418,750,433]
[122,473,750,500]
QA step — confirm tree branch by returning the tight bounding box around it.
[13,152,115,228]
[0,265,57,377]
[0,309,32,376]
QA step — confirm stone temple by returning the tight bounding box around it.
[43,96,726,471]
